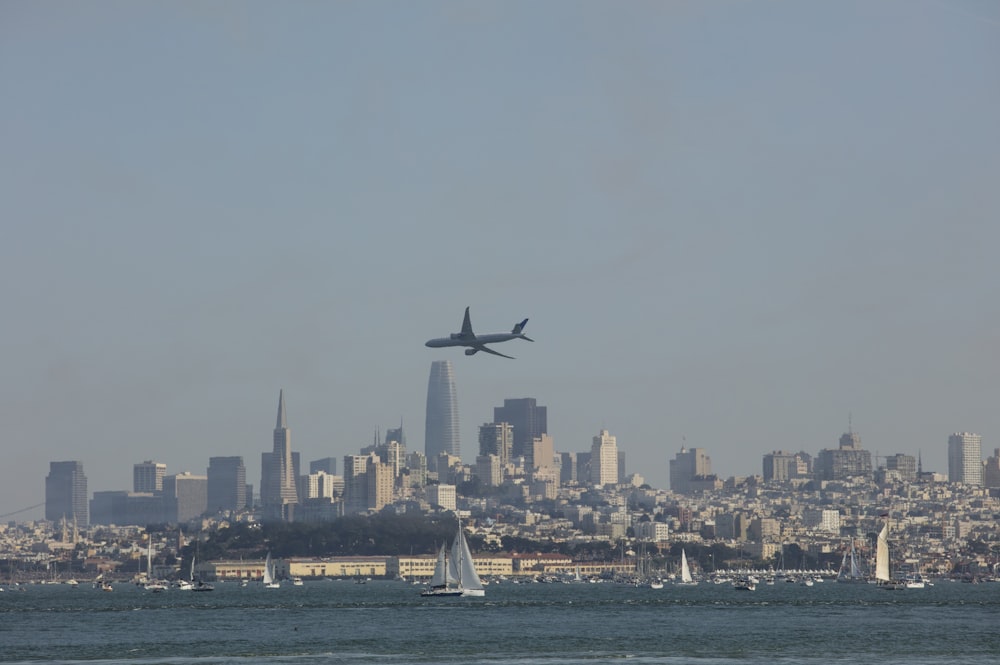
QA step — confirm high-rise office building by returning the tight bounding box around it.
[261,390,299,520]
[762,451,799,482]
[425,361,460,464]
[590,430,619,487]
[207,456,247,513]
[310,457,338,475]
[45,461,88,526]
[669,446,713,495]
[815,430,873,480]
[575,452,591,483]
[405,451,428,487]
[366,460,394,511]
[479,422,513,467]
[90,490,164,526]
[948,432,983,486]
[162,472,208,523]
[984,449,1000,488]
[559,452,577,485]
[306,470,342,499]
[493,398,547,461]
[133,461,166,494]
[885,453,917,482]
[531,434,556,474]
[343,454,371,514]
[385,422,406,449]
[476,454,503,486]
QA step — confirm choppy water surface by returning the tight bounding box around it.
[1,580,998,664]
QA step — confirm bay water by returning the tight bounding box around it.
[1,579,997,664]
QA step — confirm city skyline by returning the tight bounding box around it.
[4,2,999,519]
[36,381,993,523]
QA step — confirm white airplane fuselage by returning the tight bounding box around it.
[425,307,533,358]
[425,331,520,348]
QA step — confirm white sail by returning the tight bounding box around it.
[850,543,862,578]
[453,527,484,594]
[263,552,275,585]
[429,543,458,589]
[875,524,891,582]
[421,518,484,597]
[680,549,693,583]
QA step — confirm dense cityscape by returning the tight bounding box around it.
[5,360,1000,587]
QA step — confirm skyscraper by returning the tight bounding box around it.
[948,432,983,486]
[45,461,88,526]
[762,451,799,482]
[162,472,208,523]
[207,456,247,513]
[133,461,166,493]
[310,457,338,475]
[385,422,406,449]
[815,430,873,480]
[590,429,619,487]
[425,361,460,464]
[261,390,299,520]
[479,422,513,467]
[493,398,547,461]
[669,446,713,495]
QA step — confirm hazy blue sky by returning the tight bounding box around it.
[3,1,998,519]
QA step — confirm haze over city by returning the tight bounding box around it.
[2,1,999,520]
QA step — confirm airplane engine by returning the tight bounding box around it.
[464,348,478,356]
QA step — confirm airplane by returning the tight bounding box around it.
[425,307,533,359]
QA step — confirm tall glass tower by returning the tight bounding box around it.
[425,360,460,461]
[493,398,547,460]
[45,461,88,526]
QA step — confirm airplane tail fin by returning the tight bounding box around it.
[512,318,533,341]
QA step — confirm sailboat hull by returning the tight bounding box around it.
[421,588,463,597]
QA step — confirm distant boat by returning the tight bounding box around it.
[191,555,214,592]
[192,579,214,592]
[676,549,697,586]
[422,543,462,596]
[262,552,281,589]
[733,577,756,591]
[176,557,194,590]
[144,579,168,592]
[292,577,304,586]
[875,523,905,590]
[421,518,484,597]
[836,538,869,584]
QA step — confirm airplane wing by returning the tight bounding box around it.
[460,307,474,337]
[474,344,515,359]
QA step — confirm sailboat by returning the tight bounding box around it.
[143,538,167,592]
[421,518,484,597]
[875,523,905,590]
[836,538,868,584]
[676,548,698,586]
[191,555,214,592]
[262,552,281,588]
[421,543,461,596]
